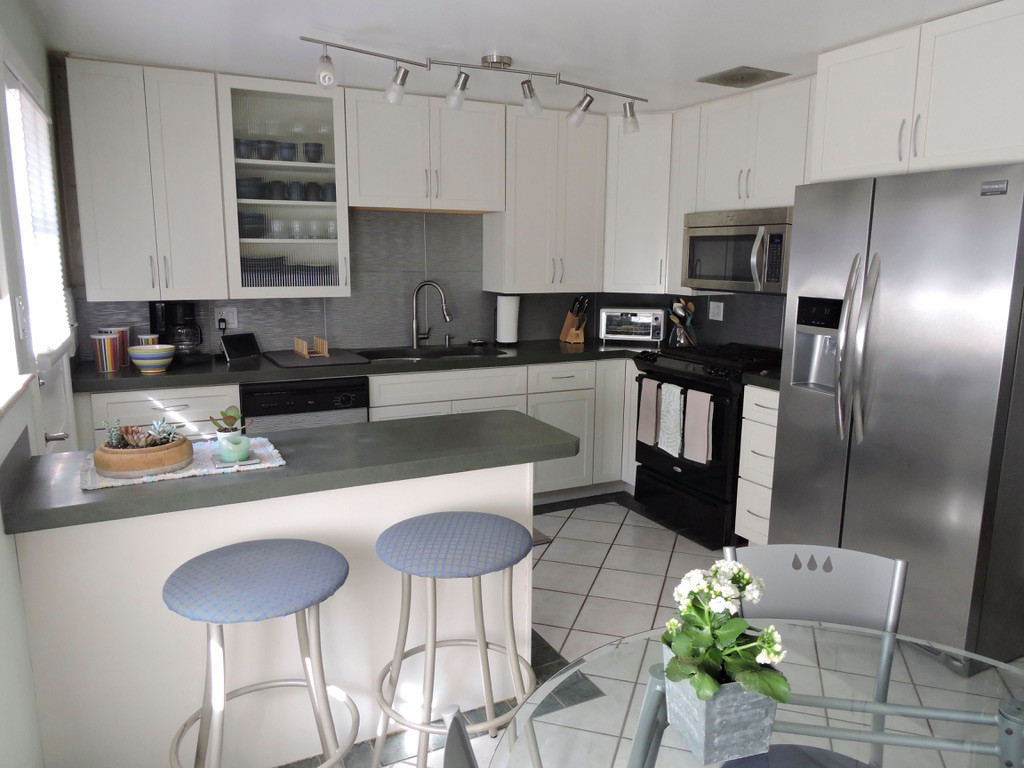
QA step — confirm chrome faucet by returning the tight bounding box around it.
[412,280,452,349]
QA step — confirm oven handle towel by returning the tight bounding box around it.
[683,390,714,464]
[657,384,684,458]
[637,378,661,446]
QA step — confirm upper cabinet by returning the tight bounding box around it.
[810,0,1024,180]
[483,107,606,293]
[345,89,504,211]
[217,75,351,298]
[67,60,228,302]
[603,113,674,293]
[666,107,701,295]
[697,78,811,211]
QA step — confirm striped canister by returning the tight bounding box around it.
[91,333,120,374]
[98,326,131,367]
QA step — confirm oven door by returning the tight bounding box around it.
[682,224,788,293]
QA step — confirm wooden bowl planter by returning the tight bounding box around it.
[94,436,194,479]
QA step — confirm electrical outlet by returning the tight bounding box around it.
[709,301,724,321]
[215,306,238,329]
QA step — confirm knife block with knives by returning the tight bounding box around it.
[559,295,588,344]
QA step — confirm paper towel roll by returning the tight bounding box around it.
[496,295,520,346]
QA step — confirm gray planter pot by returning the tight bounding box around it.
[662,646,776,765]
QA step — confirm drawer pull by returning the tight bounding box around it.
[746,509,769,520]
[754,402,778,411]
[551,375,576,380]
[751,449,774,460]
[672,466,682,473]
[153,404,189,411]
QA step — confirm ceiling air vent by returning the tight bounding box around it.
[697,66,790,89]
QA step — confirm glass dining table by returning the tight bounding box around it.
[487,621,1024,768]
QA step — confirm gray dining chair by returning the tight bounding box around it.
[723,544,908,768]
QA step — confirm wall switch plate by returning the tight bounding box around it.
[215,306,238,329]
[709,301,724,321]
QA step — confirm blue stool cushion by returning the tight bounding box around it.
[376,511,532,578]
[163,539,349,624]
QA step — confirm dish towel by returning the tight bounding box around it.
[658,383,684,458]
[683,391,714,464]
[637,378,661,445]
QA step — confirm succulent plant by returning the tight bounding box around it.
[102,417,179,449]
[210,405,244,432]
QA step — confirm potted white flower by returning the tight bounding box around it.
[661,560,790,764]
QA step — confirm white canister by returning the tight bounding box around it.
[495,295,520,346]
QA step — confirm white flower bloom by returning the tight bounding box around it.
[756,647,787,664]
[666,618,681,633]
[708,596,736,614]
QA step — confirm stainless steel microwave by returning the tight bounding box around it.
[682,207,792,293]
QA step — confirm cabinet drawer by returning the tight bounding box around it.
[91,385,238,444]
[369,402,453,422]
[738,419,777,488]
[450,395,527,415]
[742,385,779,427]
[370,366,527,407]
[735,478,772,545]
[527,362,596,393]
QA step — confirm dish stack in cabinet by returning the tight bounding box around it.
[734,385,779,544]
[217,75,351,298]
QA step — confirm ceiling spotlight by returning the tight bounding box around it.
[446,70,470,110]
[623,101,640,134]
[316,45,336,89]
[384,64,410,104]
[521,79,543,117]
[566,93,594,128]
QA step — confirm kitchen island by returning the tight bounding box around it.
[5,411,577,768]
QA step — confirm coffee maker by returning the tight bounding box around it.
[149,301,211,365]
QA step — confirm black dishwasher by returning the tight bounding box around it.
[239,377,369,433]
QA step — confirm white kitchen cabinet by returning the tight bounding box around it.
[483,107,606,293]
[345,88,504,212]
[696,78,811,211]
[528,389,595,493]
[603,113,673,293]
[593,359,626,484]
[666,107,701,296]
[620,360,640,486]
[217,75,351,298]
[67,60,228,301]
[527,361,596,393]
[734,385,779,545]
[369,401,453,422]
[368,366,528,422]
[450,395,527,415]
[89,385,239,448]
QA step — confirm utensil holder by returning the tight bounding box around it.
[558,312,586,344]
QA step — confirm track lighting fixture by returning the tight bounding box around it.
[316,44,336,89]
[521,79,543,116]
[623,101,640,134]
[384,65,410,105]
[446,70,470,110]
[566,93,594,128]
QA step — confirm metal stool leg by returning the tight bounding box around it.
[417,577,438,768]
[296,605,341,759]
[372,572,413,768]
[627,664,668,768]
[472,575,498,737]
[502,567,528,702]
[196,623,226,768]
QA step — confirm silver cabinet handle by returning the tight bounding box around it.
[163,256,170,289]
[344,256,349,286]
[746,509,769,520]
[745,168,751,199]
[737,169,743,200]
[658,258,664,284]
[834,253,861,441]
[754,402,778,411]
[434,169,440,198]
[911,113,922,158]
[559,258,565,283]
[425,169,430,198]
[751,449,774,460]
[852,252,881,445]
[153,404,189,410]
[552,375,576,380]
[44,431,69,443]
[551,259,557,284]
[150,256,157,289]
[749,226,765,292]
[897,118,906,162]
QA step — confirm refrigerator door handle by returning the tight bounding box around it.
[852,252,881,444]
[834,253,861,440]
[750,226,766,292]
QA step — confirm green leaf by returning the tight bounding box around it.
[691,669,720,701]
[714,617,750,647]
[703,647,723,668]
[734,668,792,703]
[671,635,694,660]
[722,655,758,678]
[691,625,713,648]
[665,656,697,682]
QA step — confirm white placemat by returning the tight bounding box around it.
[81,437,285,490]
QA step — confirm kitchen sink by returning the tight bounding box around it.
[358,345,507,362]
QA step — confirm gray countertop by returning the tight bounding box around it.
[4,410,579,535]
[72,339,640,394]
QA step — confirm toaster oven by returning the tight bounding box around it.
[598,308,666,343]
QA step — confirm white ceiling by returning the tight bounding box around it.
[28,0,988,112]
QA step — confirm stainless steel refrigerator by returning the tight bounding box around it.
[771,164,1024,661]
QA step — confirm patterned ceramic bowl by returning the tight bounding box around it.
[128,344,175,375]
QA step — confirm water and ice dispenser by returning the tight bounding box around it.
[791,297,845,393]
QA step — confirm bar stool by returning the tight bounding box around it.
[162,538,360,768]
[372,511,536,768]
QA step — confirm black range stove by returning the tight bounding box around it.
[635,343,782,384]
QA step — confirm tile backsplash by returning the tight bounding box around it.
[74,210,785,360]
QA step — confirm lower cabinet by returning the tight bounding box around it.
[733,385,779,545]
[86,385,239,448]
[369,366,529,422]
[528,389,595,493]
[594,359,627,484]
[619,360,641,486]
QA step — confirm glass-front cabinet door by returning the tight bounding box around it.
[216,75,350,297]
